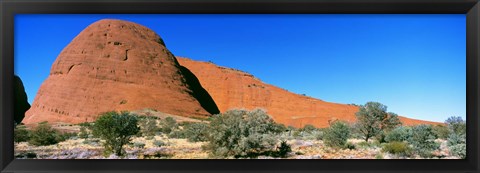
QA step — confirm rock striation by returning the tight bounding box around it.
[23,19,219,125]
[177,57,441,128]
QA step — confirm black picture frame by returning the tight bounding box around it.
[1,0,479,173]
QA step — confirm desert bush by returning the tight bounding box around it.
[133,142,146,149]
[139,116,158,137]
[354,102,401,142]
[445,116,466,135]
[385,126,412,143]
[57,132,78,141]
[168,130,187,139]
[263,141,292,158]
[15,152,37,159]
[29,122,63,146]
[356,141,380,149]
[78,126,89,139]
[182,122,209,142]
[276,141,292,158]
[160,117,177,134]
[345,142,356,150]
[82,138,101,146]
[78,122,93,128]
[14,125,30,142]
[432,124,450,139]
[409,125,440,158]
[448,143,466,159]
[153,140,166,147]
[205,109,284,158]
[292,129,324,140]
[382,141,412,157]
[323,121,350,149]
[92,111,140,156]
[301,124,317,133]
[446,116,466,158]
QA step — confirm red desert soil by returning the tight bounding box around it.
[177,57,442,128]
[23,19,219,125]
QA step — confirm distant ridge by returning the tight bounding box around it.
[177,57,442,128]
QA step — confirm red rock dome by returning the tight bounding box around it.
[23,19,219,125]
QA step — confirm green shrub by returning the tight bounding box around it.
[446,129,466,159]
[276,141,292,158]
[133,142,146,149]
[14,125,30,142]
[445,116,466,158]
[323,121,350,148]
[264,141,292,158]
[160,117,177,134]
[385,126,412,143]
[445,116,466,135]
[301,124,317,133]
[345,142,356,150]
[92,111,140,156]
[432,124,450,139]
[357,141,372,148]
[205,109,284,158]
[77,122,93,128]
[168,130,187,139]
[182,122,209,142]
[409,125,440,158]
[15,152,37,159]
[382,141,412,157]
[78,126,89,139]
[448,143,466,159]
[139,116,158,137]
[153,140,166,147]
[29,122,62,146]
[57,132,77,141]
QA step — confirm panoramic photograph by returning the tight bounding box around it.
[14,14,466,159]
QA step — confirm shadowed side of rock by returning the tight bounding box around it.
[179,66,220,115]
[14,75,31,124]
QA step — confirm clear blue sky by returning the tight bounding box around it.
[14,14,466,123]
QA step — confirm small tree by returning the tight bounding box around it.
[92,111,140,156]
[355,102,401,142]
[409,125,439,158]
[323,121,350,148]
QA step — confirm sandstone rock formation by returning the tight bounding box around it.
[23,19,219,125]
[14,75,31,124]
[177,57,441,128]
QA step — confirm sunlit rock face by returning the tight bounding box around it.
[24,19,218,125]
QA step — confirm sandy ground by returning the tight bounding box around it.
[15,136,459,159]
